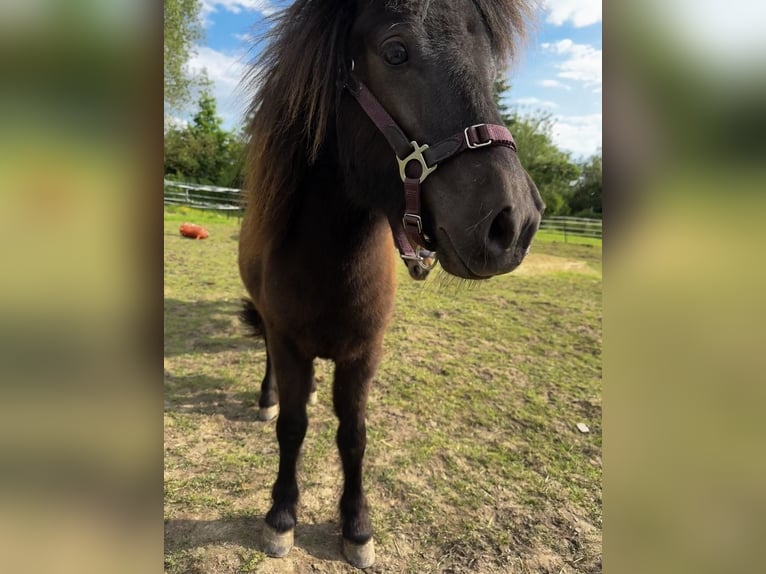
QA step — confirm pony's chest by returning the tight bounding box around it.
[263,241,396,359]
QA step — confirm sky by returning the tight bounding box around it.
[184,0,602,159]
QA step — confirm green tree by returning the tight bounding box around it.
[164,0,203,111]
[493,81,581,215]
[492,80,581,216]
[569,153,602,218]
[493,74,514,127]
[508,112,581,216]
[164,88,246,187]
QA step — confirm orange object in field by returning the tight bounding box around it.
[179,222,209,240]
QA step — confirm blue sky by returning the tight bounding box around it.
[184,0,601,159]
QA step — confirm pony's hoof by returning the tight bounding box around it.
[258,404,279,421]
[262,523,293,557]
[308,390,318,405]
[343,538,375,569]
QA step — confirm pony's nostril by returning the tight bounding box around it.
[487,207,514,251]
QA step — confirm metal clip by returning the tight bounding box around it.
[401,247,438,270]
[415,247,438,271]
[401,246,439,281]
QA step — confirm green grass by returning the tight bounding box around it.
[535,228,602,246]
[164,204,242,226]
[164,210,602,573]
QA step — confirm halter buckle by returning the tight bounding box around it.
[402,213,423,234]
[465,124,493,149]
[397,141,437,184]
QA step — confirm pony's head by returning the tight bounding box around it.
[336,0,543,278]
[245,0,543,278]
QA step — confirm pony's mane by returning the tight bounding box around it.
[472,0,535,59]
[242,0,351,248]
[242,0,533,247]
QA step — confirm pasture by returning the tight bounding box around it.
[164,208,602,573]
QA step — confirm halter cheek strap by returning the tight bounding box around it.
[345,75,517,280]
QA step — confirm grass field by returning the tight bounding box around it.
[164,208,602,573]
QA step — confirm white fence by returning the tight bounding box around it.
[164,179,243,213]
[538,216,602,241]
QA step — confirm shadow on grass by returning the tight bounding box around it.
[165,517,346,563]
[164,298,272,421]
[164,298,265,357]
[165,373,268,422]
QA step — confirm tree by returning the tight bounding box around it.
[493,74,514,127]
[164,87,247,187]
[164,0,203,111]
[492,80,584,216]
[508,112,581,216]
[569,153,602,218]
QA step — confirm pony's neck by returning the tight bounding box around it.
[297,143,385,243]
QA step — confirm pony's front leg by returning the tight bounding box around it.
[333,350,381,569]
[262,333,313,558]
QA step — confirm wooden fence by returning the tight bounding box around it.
[538,216,602,241]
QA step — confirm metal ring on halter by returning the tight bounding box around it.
[401,247,438,271]
[397,141,437,184]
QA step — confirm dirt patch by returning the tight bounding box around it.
[514,254,597,276]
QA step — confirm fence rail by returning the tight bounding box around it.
[538,216,602,241]
[164,179,243,213]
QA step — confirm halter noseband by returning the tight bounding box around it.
[344,74,518,280]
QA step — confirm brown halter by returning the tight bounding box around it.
[345,73,518,280]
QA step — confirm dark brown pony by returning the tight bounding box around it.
[239,0,543,567]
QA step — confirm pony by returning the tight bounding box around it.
[238,0,543,567]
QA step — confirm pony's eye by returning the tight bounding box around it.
[381,41,408,66]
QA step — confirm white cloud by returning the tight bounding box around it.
[542,39,601,91]
[550,113,602,158]
[186,46,250,127]
[543,0,601,27]
[187,45,245,90]
[539,79,572,91]
[201,0,278,17]
[515,97,559,109]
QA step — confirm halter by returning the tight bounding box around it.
[344,74,518,280]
